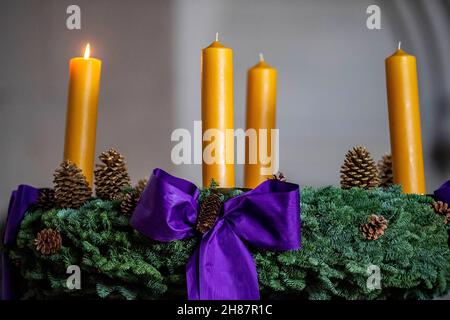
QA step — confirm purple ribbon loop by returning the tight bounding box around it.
[434,180,450,204]
[2,185,40,300]
[131,168,301,300]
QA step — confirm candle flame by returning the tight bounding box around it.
[259,53,264,62]
[84,43,91,59]
[398,41,401,50]
[215,32,219,42]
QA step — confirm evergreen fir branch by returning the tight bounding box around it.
[5,186,450,300]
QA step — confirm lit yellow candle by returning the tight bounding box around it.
[385,42,425,194]
[64,44,102,186]
[244,54,277,189]
[201,33,235,187]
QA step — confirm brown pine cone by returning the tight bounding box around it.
[53,160,92,209]
[360,214,388,240]
[431,201,450,224]
[197,193,222,234]
[120,190,140,215]
[340,146,380,190]
[38,188,56,211]
[94,149,131,200]
[432,201,449,215]
[12,259,22,267]
[271,172,287,182]
[135,178,148,196]
[378,154,394,188]
[34,228,62,255]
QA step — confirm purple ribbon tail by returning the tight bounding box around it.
[2,185,39,300]
[187,219,261,300]
[185,247,200,299]
[131,169,301,300]
[1,253,13,301]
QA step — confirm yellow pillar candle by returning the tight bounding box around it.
[244,54,277,189]
[201,33,235,187]
[385,42,425,194]
[64,44,102,187]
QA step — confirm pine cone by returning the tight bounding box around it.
[431,201,450,224]
[53,160,92,209]
[135,178,148,196]
[119,178,148,215]
[360,214,388,240]
[378,154,394,188]
[340,146,380,189]
[12,259,22,268]
[120,190,140,215]
[432,201,449,214]
[94,149,131,200]
[37,188,56,211]
[271,172,287,182]
[34,228,62,255]
[197,193,222,234]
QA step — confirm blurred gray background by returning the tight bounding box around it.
[0,0,449,226]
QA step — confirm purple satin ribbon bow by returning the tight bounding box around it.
[130,168,301,300]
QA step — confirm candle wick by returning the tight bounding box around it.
[215,32,219,42]
[259,53,264,62]
[398,41,401,50]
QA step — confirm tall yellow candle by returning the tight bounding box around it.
[244,54,277,189]
[385,42,425,194]
[64,44,102,187]
[201,33,235,187]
